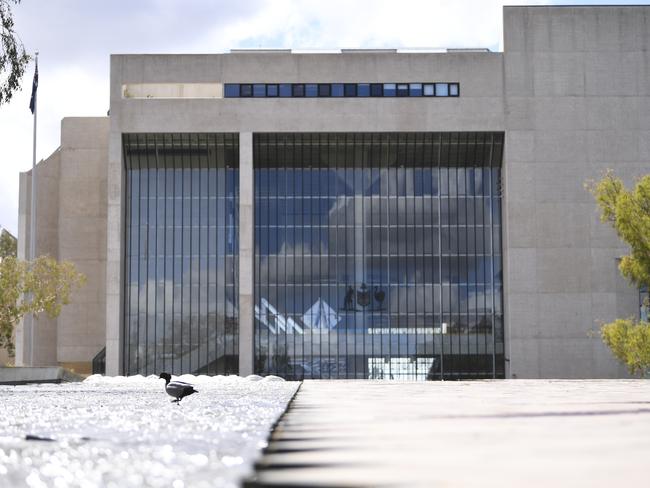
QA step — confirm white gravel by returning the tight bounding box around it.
[0,374,299,488]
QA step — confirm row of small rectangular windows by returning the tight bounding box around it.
[224,82,460,98]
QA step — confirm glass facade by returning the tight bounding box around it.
[123,133,239,376]
[254,133,504,380]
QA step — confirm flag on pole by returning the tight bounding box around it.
[29,59,38,114]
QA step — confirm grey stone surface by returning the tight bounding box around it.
[239,132,254,376]
[502,6,645,378]
[0,366,83,385]
[16,149,61,367]
[16,118,109,372]
[249,380,650,487]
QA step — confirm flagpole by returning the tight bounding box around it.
[29,51,38,365]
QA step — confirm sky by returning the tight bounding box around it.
[0,0,647,235]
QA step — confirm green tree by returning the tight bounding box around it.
[0,255,85,356]
[588,171,650,376]
[1,0,30,106]
[0,228,17,259]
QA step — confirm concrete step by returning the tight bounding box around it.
[0,366,84,385]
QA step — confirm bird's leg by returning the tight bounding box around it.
[171,399,179,403]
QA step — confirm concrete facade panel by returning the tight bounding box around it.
[535,249,591,294]
[503,6,645,379]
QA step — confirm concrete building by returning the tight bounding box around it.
[15,5,650,378]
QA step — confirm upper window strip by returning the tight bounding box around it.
[224,82,460,98]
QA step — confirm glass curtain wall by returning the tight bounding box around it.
[123,133,239,376]
[254,132,504,380]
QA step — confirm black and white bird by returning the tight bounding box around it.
[159,372,198,403]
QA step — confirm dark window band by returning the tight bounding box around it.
[224,82,460,98]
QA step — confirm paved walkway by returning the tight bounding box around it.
[247,380,650,487]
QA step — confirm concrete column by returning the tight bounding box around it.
[238,132,254,376]
[105,131,124,375]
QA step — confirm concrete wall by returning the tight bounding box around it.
[16,150,60,366]
[502,6,647,378]
[17,117,109,373]
[56,118,109,372]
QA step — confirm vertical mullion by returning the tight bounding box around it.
[489,134,497,379]
[274,141,280,377]
[152,135,158,376]
[318,134,323,378]
[124,136,132,375]
[428,132,436,378]
[278,136,284,378]
[368,133,375,380]
[470,134,479,371]
[386,133,393,379]
[455,138,461,379]
[181,133,186,373]
[198,135,203,373]
[277,139,286,379]
[252,135,256,375]
[162,138,167,375]
[190,134,195,373]
[222,134,227,374]
[338,134,346,379]
[215,134,221,375]
[437,134,444,379]
[333,134,340,379]
[144,135,150,375]
[359,133,364,379]
[208,135,214,375]
[171,135,176,375]
[378,133,384,377]
[137,133,144,375]
[413,134,420,380]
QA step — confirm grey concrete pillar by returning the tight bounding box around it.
[105,131,124,375]
[238,132,254,376]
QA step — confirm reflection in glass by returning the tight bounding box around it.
[254,132,504,380]
[123,133,239,376]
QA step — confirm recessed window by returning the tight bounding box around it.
[224,84,239,97]
[331,84,344,97]
[267,84,279,97]
[357,83,370,97]
[383,83,396,97]
[292,84,305,97]
[344,84,357,97]
[240,84,253,97]
[221,82,460,99]
[409,83,423,97]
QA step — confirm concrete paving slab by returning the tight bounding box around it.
[0,366,84,385]
[246,380,650,487]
